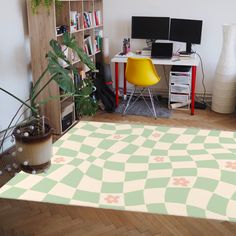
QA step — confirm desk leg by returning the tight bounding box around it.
[191,66,197,115]
[124,63,127,100]
[115,62,119,107]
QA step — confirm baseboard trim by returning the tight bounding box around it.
[118,87,212,102]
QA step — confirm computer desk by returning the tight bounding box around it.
[111,53,200,115]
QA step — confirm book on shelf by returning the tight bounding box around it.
[89,12,93,27]
[94,29,103,51]
[84,44,88,55]
[84,35,94,55]
[83,12,88,28]
[83,11,94,28]
[94,10,101,26]
[58,45,69,67]
[94,36,101,52]
[74,71,81,89]
[70,11,80,32]
[93,39,97,53]
[71,50,79,63]
[92,12,96,26]
[83,17,88,28]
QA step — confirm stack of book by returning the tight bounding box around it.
[141,48,151,56]
[84,35,94,55]
[70,11,80,32]
[94,30,103,52]
[83,10,102,29]
[58,45,69,67]
[83,11,93,28]
[94,10,102,26]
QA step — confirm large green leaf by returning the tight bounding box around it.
[74,78,98,116]
[47,62,75,94]
[62,32,96,71]
[75,95,98,116]
[51,73,75,94]
[49,40,71,66]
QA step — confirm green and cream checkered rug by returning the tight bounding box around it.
[1,121,236,222]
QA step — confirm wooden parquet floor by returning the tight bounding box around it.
[1,108,236,235]
[1,198,236,236]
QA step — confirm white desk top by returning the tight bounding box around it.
[111,52,200,66]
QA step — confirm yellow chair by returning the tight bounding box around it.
[123,57,161,118]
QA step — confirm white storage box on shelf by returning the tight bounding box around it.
[170,94,190,103]
[170,84,190,94]
[169,66,192,110]
[170,75,191,84]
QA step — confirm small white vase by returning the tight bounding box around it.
[212,24,236,114]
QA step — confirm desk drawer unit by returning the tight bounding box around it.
[170,84,190,94]
[170,75,191,84]
[170,94,190,103]
[169,70,192,110]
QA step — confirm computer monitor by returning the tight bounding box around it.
[170,18,203,54]
[131,16,170,40]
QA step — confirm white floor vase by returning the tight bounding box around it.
[212,24,236,114]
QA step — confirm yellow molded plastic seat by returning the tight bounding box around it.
[123,57,161,118]
[126,57,160,86]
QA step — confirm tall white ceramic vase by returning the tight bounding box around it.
[212,24,236,113]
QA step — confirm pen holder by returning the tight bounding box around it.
[122,38,131,54]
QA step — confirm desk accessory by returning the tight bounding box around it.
[122,38,131,54]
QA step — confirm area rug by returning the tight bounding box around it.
[115,98,172,118]
[0,121,236,222]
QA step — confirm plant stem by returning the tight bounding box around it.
[30,67,49,99]
[0,103,30,152]
[31,75,55,103]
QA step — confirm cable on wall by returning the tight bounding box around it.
[195,52,206,104]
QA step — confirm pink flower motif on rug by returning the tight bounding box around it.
[53,157,67,164]
[173,178,190,187]
[154,157,164,162]
[225,162,236,170]
[104,195,120,204]
[152,132,161,138]
[113,134,123,140]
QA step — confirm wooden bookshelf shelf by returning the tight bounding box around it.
[27,0,103,134]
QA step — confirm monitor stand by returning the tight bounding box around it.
[179,42,194,55]
[179,51,194,55]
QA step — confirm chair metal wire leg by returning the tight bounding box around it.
[123,87,136,115]
[148,88,157,119]
[141,88,154,115]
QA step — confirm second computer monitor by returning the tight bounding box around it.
[131,16,170,40]
[170,18,203,54]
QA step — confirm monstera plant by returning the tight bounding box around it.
[0,32,98,174]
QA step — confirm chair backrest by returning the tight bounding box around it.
[125,57,160,86]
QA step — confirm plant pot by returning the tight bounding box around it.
[13,121,52,173]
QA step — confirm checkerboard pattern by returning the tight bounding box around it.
[1,121,236,222]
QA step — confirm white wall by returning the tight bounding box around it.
[0,0,30,150]
[104,0,236,94]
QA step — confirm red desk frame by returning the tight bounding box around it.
[112,55,199,115]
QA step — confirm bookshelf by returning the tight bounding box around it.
[26,0,103,134]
